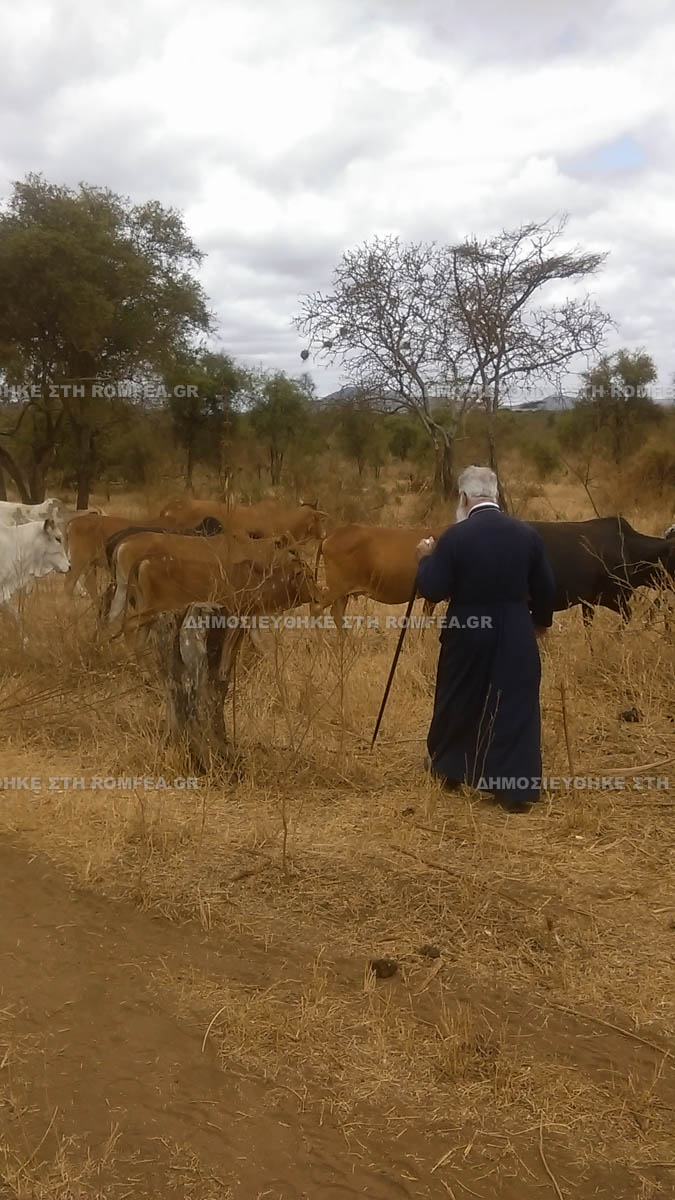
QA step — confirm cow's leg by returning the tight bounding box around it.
[79,566,100,609]
[331,594,349,631]
[247,627,264,655]
[108,563,128,624]
[98,581,114,622]
[63,563,80,599]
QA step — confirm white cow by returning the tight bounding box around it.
[0,519,70,633]
[0,498,66,526]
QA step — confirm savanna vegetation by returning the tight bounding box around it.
[0,173,674,1200]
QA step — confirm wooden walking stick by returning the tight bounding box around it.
[371,582,418,749]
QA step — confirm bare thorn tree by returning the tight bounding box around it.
[447,216,612,493]
[295,236,468,497]
[296,218,612,501]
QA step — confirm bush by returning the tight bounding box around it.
[522,439,559,480]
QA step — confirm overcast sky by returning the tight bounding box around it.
[2,0,674,401]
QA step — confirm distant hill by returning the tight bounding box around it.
[509,393,577,413]
[317,387,578,414]
[316,385,401,411]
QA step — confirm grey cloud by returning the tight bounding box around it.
[200,227,343,286]
[344,0,648,64]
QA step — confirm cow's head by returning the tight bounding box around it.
[267,545,322,609]
[288,553,322,608]
[297,500,328,541]
[195,515,223,537]
[41,517,70,574]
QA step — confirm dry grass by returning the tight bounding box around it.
[0,472,674,1195]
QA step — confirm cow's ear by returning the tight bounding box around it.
[43,517,55,533]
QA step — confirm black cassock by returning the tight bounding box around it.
[415,505,556,804]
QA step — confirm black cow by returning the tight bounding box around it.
[530,516,675,623]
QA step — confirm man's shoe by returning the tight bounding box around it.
[496,795,533,813]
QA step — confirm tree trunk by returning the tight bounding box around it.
[485,410,509,512]
[150,607,243,771]
[29,458,49,503]
[432,435,454,499]
[270,447,283,486]
[0,446,31,502]
[76,425,93,509]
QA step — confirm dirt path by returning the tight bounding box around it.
[0,836,445,1199]
[2,835,673,1200]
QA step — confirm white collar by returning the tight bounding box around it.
[467,502,501,517]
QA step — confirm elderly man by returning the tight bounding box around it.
[415,465,556,813]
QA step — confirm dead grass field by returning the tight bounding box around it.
[0,473,674,1199]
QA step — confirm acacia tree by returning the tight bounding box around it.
[167,350,244,492]
[563,349,662,468]
[334,394,388,477]
[249,372,311,486]
[0,174,211,506]
[296,238,463,495]
[296,219,611,498]
[448,218,611,487]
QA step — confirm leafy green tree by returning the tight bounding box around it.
[249,372,311,486]
[388,414,426,462]
[334,396,388,477]
[0,173,210,505]
[167,350,244,492]
[561,350,662,466]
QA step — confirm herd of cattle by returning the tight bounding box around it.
[0,495,674,649]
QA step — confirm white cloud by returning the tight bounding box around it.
[1,0,674,398]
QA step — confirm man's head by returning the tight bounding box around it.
[456,466,499,523]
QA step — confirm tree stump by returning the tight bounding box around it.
[150,605,243,771]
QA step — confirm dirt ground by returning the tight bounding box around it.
[1,480,674,1198]
[2,819,674,1200]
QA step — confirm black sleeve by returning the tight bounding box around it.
[415,528,456,603]
[528,532,556,627]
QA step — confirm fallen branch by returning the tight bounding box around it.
[595,757,673,777]
[17,1107,59,1172]
[559,682,576,777]
[547,1001,672,1058]
[539,1111,565,1200]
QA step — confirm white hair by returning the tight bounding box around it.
[457,465,499,503]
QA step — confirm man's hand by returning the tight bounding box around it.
[416,536,435,561]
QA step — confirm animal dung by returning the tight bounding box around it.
[417,944,441,959]
[618,706,642,723]
[369,958,399,979]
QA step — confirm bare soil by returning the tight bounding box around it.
[2,815,675,1200]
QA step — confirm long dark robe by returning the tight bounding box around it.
[415,506,556,803]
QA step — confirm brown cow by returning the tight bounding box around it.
[158,497,327,542]
[313,522,448,625]
[122,542,319,655]
[65,513,167,603]
[108,527,271,626]
[65,512,218,607]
